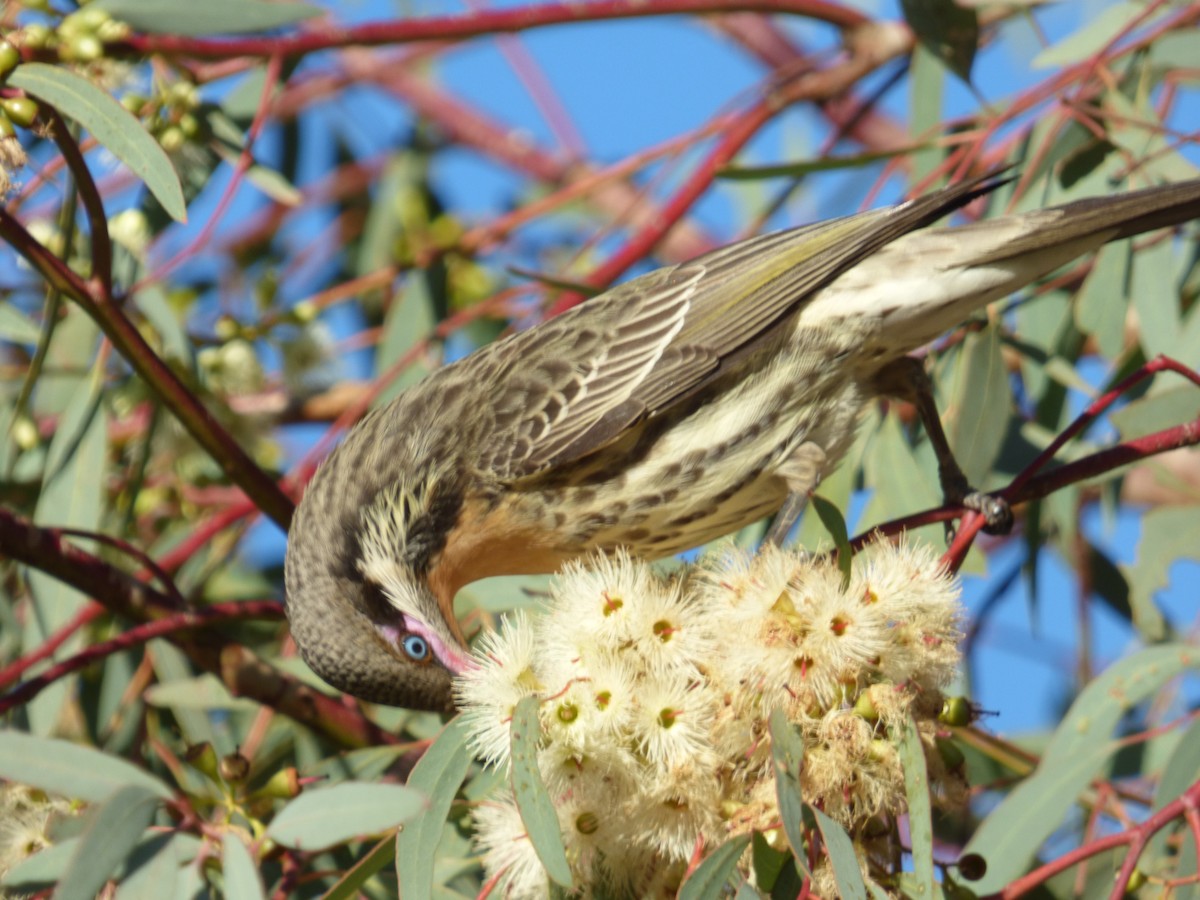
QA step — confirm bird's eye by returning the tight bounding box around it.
[401,634,430,662]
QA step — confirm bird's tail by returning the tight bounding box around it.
[803,179,1200,359]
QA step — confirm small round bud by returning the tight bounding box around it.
[167,81,199,108]
[219,751,251,784]
[574,812,599,835]
[178,111,200,139]
[18,24,54,50]
[251,767,300,800]
[184,742,220,781]
[291,300,317,323]
[956,853,987,882]
[121,93,147,115]
[939,695,972,727]
[158,125,185,153]
[1,97,39,128]
[73,7,113,33]
[853,691,879,722]
[0,41,21,78]
[11,415,39,450]
[1122,868,1146,893]
[61,34,104,62]
[214,316,240,341]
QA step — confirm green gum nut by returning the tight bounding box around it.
[0,41,20,78]
[2,96,39,127]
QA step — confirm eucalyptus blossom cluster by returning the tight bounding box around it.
[455,538,969,897]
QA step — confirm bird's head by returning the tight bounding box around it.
[284,428,473,712]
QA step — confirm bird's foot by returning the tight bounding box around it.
[961,490,1013,536]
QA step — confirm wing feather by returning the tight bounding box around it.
[475,173,1007,479]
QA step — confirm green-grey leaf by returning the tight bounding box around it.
[265,782,425,851]
[53,784,160,900]
[811,495,851,586]
[900,0,978,82]
[144,674,261,712]
[1110,384,1200,442]
[1033,1,1171,69]
[113,832,201,900]
[511,695,573,888]
[9,64,186,221]
[1122,507,1200,641]
[896,717,935,895]
[948,328,1009,490]
[147,639,219,750]
[0,303,41,343]
[92,0,321,35]
[0,732,173,802]
[768,709,812,880]
[677,834,752,900]
[325,836,394,900]
[719,147,925,180]
[2,839,78,889]
[221,833,264,900]
[132,286,194,368]
[395,716,471,899]
[749,830,790,893]
[1075,243,1130,360]
[376,275,436,405]
[966,644,1200,891]
[811,806,867,900]
[1145,717,1200,866]
[24,366,106,734]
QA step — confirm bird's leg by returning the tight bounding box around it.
[873,356,1013,538]
[764,442,827,546]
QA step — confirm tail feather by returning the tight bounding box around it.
[803,178,1200,359]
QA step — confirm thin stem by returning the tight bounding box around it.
[120,0,871,59]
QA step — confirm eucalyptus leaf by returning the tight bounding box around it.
[948,328,1009,489]
[0,732,173,803]
[677,834,752,900]
[265,782,425,851]
[965,644,1200,891]
[768,709,812,880]
[896,717,935,895]
[325,836,394,900]
[1,839,78,890]
[396,716,472,899]
[53,784,160,900]
[221,833,265,900]
[811,806,867,899]
[9,65,186,221]
[510,696,573,888]
[900,0,978,82]
[93,0,321,35]
[0,303,41,343]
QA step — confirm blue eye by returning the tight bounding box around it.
[401,634,429,661]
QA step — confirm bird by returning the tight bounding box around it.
[284,173,1200,712]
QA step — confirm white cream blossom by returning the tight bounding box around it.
[457,537,968,892]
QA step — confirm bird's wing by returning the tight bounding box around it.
[474,173,1007,480]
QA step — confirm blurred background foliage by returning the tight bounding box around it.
[0,0,1198,896]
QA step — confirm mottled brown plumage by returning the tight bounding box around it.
[285,175,1200,711]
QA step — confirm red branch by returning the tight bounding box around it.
[996,777,1200,898]
[121,0,871,59]
[0,602,283,714]
[0,507,392,748]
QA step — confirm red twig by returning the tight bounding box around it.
[120,0,870,59]
[135,53,285,291]
[997,777,1200,898]
[0,602,284,714]
[0,603,104,690]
